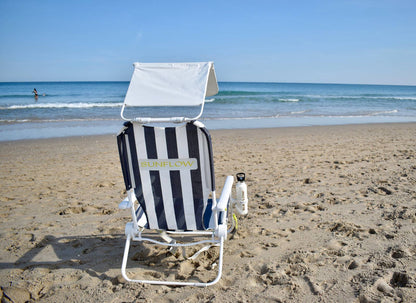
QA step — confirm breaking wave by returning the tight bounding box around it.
[1,102,123,110]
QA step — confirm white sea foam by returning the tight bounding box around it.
[0,117,120,124]
[278,98,300,102]
[201,109,400,121]
[305,95,416,100]
[370,109,398,115]
[311,110,399,118]
[1,102,123,110]
[386,96,416,100]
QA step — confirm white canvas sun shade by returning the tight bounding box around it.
[121,62,219,122]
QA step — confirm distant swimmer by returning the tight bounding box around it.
[32,88,38,99]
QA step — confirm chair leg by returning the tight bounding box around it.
[205,237,224,286]
[121,234,132,282]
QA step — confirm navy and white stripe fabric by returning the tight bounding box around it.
[117,121,215,231]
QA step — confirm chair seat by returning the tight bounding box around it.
[135,199,217,231]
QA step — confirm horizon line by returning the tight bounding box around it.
[1,80,416,87]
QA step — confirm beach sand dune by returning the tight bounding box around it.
[1,123,415,302]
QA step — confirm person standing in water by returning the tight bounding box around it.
[32,88,38,100]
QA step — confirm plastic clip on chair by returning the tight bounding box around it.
[116,62,248,286]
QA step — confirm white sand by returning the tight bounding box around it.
[1,123,415,302]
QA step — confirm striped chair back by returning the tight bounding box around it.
[117,121,215,231]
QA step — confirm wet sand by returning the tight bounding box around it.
[1,123,415,302]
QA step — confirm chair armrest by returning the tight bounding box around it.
[216,175,234,211]
[119,189,137,209]
[119,197,132,209]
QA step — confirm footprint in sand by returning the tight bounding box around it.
[58,205,115,216]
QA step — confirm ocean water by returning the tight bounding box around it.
[1,81,416,141]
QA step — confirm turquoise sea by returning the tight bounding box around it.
[0,81,416,141]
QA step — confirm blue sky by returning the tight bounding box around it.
[1,0,415,85]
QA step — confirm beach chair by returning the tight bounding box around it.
[116,62,248,287]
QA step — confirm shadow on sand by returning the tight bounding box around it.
[0,234,127,281]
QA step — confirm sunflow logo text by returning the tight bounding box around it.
[139,158,198,171]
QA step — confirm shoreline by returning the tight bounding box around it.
[1,122,415,302]
[1,121,416,144]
